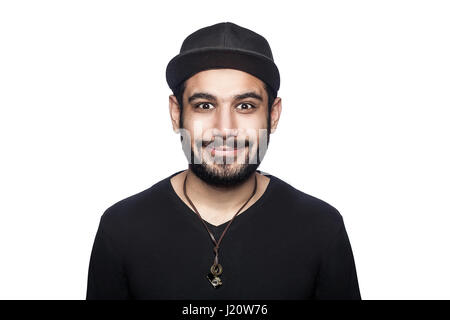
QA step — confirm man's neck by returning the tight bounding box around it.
[185,168,258,211]
[170,168,270,226]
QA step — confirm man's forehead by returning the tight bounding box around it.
[184,69,266,98]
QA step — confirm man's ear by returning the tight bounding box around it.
[269,97,282,134]
[169,95,182,133]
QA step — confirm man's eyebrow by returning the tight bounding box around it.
[188,92,217,103]
[187,91,263,104]
[233,91,263,102]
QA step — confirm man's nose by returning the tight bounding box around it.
[213,105,238,136]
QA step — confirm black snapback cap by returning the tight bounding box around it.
[165,22,280,97]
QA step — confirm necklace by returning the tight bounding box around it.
[182,172,258,288]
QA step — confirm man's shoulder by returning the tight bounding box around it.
[98,173,173,229]
[269,174,344,230]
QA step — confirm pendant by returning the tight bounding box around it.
[206,263,223,288]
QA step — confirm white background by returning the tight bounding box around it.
[0,0,449,300]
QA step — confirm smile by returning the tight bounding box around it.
[205,145,247,157]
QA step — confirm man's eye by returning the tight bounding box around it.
[236,103,256,110]
[195,103,214,110]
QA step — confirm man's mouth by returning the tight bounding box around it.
[203,141,248,156]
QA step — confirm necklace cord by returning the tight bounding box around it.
[183,172,258,268]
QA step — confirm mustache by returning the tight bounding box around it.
[201,139,250,148]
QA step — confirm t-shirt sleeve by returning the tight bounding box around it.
[313,216,361,300]
[86,216,131,300]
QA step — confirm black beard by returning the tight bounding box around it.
[179,117,271,188]
[187,141,266,188]
[188,161,260,188]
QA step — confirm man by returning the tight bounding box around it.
[86,22,361,300]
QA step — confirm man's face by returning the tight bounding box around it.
[175,68,273,187]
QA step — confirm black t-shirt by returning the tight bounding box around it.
[86,170,361,300]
